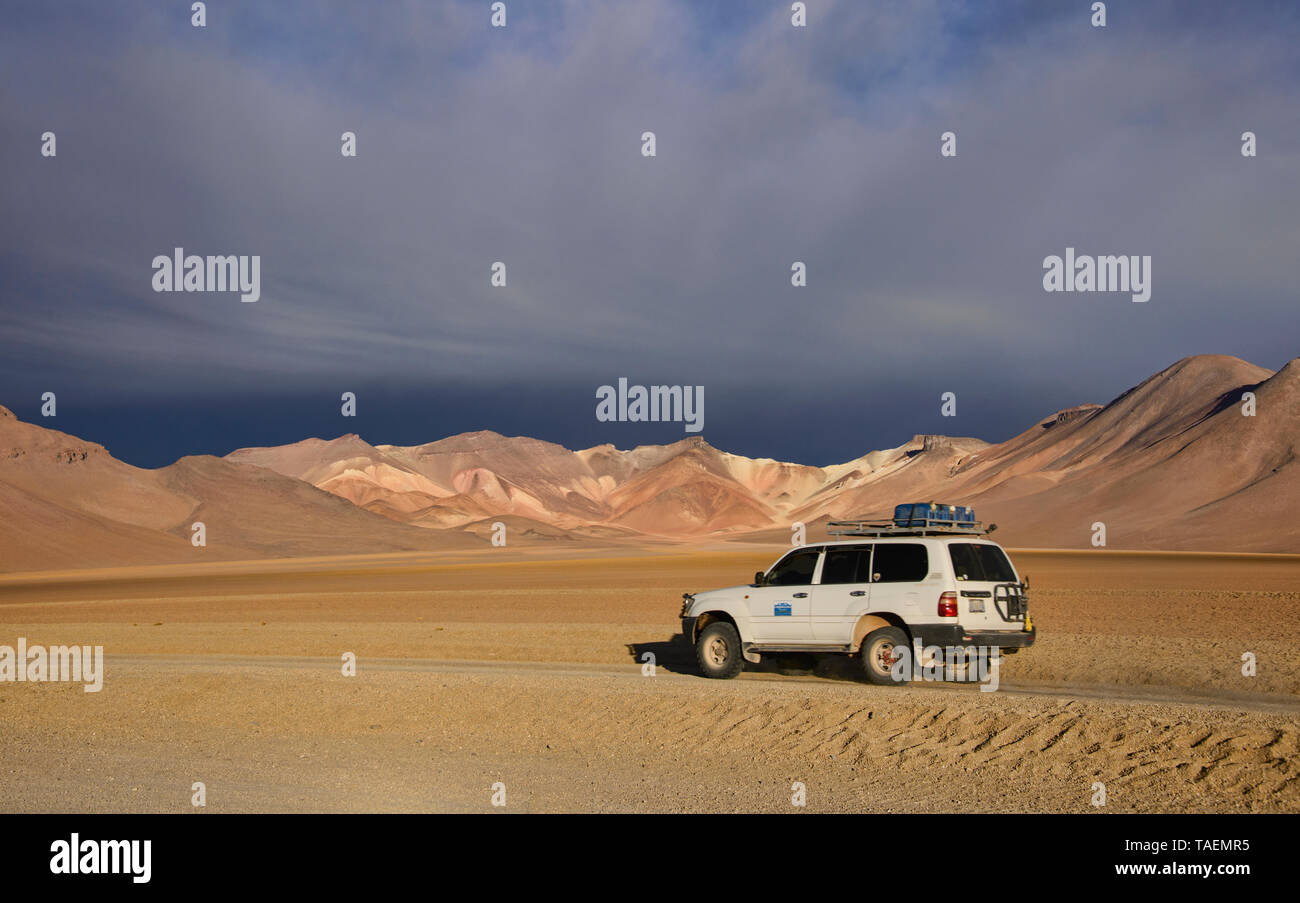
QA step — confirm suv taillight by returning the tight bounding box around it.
[938,591,958,617]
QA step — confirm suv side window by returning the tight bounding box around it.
[820,545,871,584]
[871,543,928,583]
[766,549,821,586]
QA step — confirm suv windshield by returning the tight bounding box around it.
[949,543,1017,583]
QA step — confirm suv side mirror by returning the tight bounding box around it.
[754,571,766,587]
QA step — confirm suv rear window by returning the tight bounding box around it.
[871,543,928,583]
[949,543,1017,583]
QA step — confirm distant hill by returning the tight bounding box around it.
[228,354,1299,552]
[0,406,482,572]
[3,353,1297,572]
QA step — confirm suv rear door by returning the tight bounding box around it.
[946,541,1024,631]
[865,542,932,624]
[809,544,872,643]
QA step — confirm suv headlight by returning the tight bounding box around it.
[680,592,695,617]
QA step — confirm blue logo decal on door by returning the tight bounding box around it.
[774,602,792,616]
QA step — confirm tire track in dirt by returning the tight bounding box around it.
[56,653,1299,812]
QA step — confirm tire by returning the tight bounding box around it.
[859,626,911,686]
[695,621,744,679]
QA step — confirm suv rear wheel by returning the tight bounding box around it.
[860,626,910,685]
[696,621,744,679]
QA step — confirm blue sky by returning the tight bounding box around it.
[2,0,1298,466]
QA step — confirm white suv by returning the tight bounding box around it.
[680,513,1035,685]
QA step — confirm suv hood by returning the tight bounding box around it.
[686,584,751,613]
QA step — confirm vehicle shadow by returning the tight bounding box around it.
[626,636,870,684]
[626,635,698,676]
[747,652,869,684]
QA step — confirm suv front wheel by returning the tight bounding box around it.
[696,621,744,679]
[860,626,911,686]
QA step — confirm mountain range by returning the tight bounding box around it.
[2,354,1296,571]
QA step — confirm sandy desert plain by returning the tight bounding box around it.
[0,543,1297,813]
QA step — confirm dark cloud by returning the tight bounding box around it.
[1,0,1297,466]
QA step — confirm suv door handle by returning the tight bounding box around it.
[849,590,866,597]
[792,592,808,598]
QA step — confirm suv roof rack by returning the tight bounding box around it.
[826,518,991,538]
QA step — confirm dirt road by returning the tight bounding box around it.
[1,652,1296,813]
[1,547,1297,812]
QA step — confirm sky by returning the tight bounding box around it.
[2,0,1298,468]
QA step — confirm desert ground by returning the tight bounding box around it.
[0,546,1297,813]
